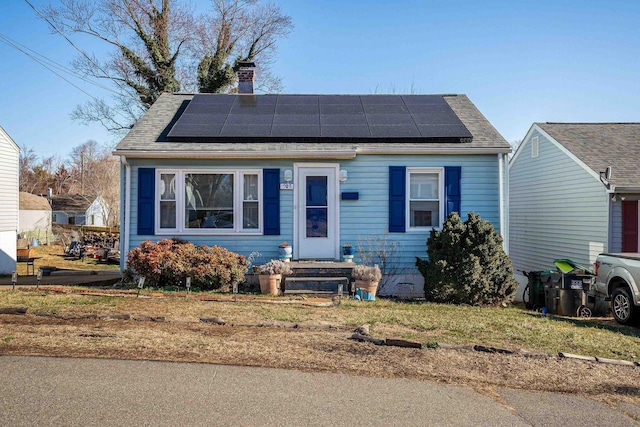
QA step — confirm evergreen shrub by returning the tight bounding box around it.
[416,212,517,305]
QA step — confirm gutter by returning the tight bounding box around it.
[113,150,357,160]
[120,156,131,270]
[113,147,510,159]
[611,186,640,194]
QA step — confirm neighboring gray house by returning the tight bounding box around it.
[113,66,512,291]
[51,195,108,226]
[509,123,640,292]
[19,192,52,243]
[0,126,19,274]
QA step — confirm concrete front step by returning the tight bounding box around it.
[284,276,349,293]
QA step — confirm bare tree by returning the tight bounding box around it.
[67,140,120,226]
[43,0,193,132]
[41,0,292,133]
[509,139,522,159]
[195,0,292,93]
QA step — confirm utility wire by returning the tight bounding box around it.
[0,33,108,103]
[0,33,119,95]
[24,0,140,103]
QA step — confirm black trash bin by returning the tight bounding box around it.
[543,272,595,316]
[523,271,548,310]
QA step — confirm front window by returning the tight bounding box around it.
[407,168,444,229]
[157,170,261,234]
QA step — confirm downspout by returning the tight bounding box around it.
[498,153,508,253]
[120,156,131,271]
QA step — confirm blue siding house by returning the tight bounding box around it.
[113,71,511,290]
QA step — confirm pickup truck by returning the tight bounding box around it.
[594,253,640,325]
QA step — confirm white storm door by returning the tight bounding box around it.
[295,166,339,260]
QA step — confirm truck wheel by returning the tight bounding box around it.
[611,287,640,326]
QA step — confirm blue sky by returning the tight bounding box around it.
[1,0,639,158]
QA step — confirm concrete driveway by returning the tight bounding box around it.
[0,356,637,426]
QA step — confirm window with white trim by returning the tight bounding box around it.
[407,168,444,229]
[157,170,262,234]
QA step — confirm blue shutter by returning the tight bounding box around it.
[445,166,461,216]
[138,168,155,235]
[263,169,280,235]
[389,166,406,232]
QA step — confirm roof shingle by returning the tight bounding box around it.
[537,122,640,189]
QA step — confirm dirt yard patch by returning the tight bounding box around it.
[1,288,638,408]
[13,245,120,276]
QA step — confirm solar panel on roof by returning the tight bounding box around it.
[230,104,275,115]
[220,124,272,137]
[366,114,414,126]
[363,104,408,115]
[166,94,473,142]
[271,125,321,137]
[273,114,319,125]
[275,104,319,115]
[183,103,233,114]
[319,104,365,115]
[321,125,371,137]
[369,125,421,137]
[225,114,273,125]
[171,113,227,125]
[168,123,223,137]
[320,114,367,126]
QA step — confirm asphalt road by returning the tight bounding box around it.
[0,356,638,426]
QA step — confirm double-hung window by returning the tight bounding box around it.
[157,170,262,234]
[407,168,444,229]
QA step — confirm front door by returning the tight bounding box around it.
[295,165,339,260]
[622,200,639,252]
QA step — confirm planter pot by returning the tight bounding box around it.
[342,246,355,256]
[355,279,378,300]
[278,246,292,256]
[259,274,282,295]
[342,255,354,262]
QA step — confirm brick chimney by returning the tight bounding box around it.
[237,61,256,94]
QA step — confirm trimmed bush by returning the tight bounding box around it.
[126,238,248,291]
[416,212,517,305]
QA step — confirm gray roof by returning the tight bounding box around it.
[19,192,51,211]
[537,123,640,190]
[114,93,510,156]
[51,194,94,212]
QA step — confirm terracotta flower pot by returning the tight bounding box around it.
[259,274,282,295]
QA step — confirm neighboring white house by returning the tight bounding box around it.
[0,126,19,274]
[19,192,52,243]
[51,194,108,226]
[509,122,640,298]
